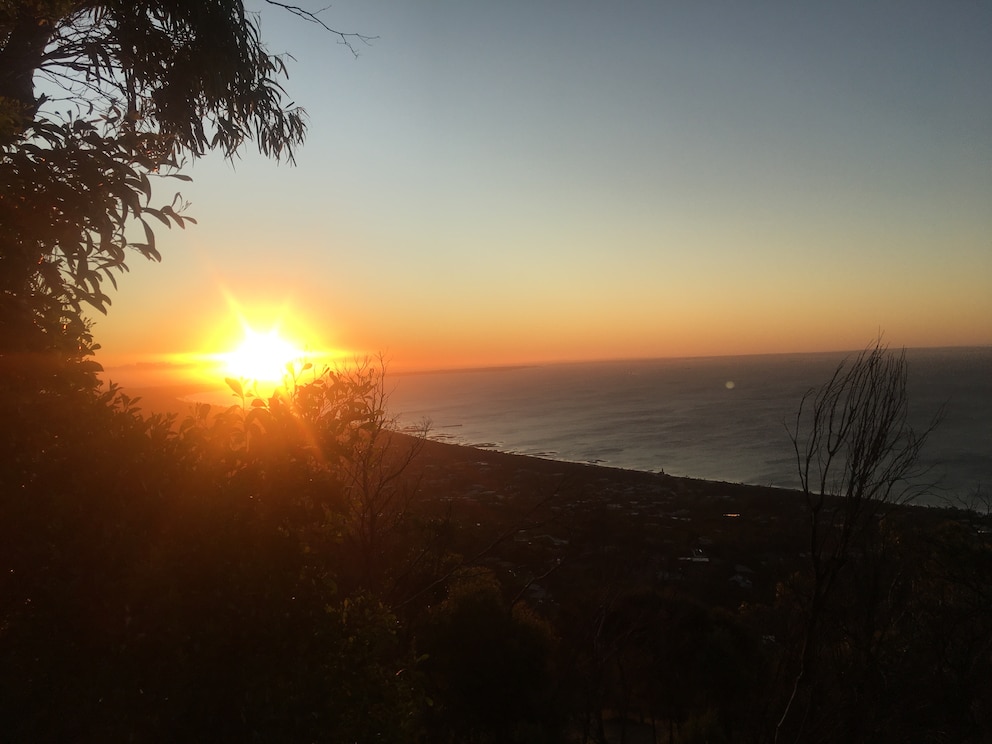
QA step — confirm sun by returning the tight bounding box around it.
[222,326,306,386]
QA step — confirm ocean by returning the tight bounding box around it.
[386,347,991,508]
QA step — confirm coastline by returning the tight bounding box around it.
[395,433,992,620]
[92,380,990,618]
[107,346,992,506]
[112,382,981,516]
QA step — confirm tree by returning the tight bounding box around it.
[418,568,564,744]
[0,0,369,381]
[0,359,428,741]
[775,340,940,743]
[569,588,759,744]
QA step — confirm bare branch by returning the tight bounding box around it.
[263,1,378,57]
[777,337,942,743]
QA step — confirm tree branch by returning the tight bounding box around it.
[262,1,377,57]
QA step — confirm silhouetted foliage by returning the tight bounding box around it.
[0,363,432,742]
[1,339,990,741]
[766,509,992,744]
[564,589,762,744]
[0,0,368,385]
[418,569,564,744]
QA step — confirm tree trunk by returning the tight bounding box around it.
[0,7,55,127]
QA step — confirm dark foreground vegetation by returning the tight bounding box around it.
[1,361,990,743]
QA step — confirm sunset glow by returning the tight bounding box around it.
[222,326,306,386]
[93,2,991,378]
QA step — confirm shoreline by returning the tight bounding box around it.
[402,431,989,534]
[111,383,983,517]
[396,431,990,619]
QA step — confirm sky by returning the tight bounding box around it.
[96,0,992,378]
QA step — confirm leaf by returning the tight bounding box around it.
[143,207,172,227]
[102,268,119,289]
[141,217,156,248]
[225,377,243,397]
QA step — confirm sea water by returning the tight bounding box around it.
[387,347,991,508]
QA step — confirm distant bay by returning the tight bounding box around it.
[387,347,992,508]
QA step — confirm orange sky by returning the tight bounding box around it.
[95,2,992,383]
